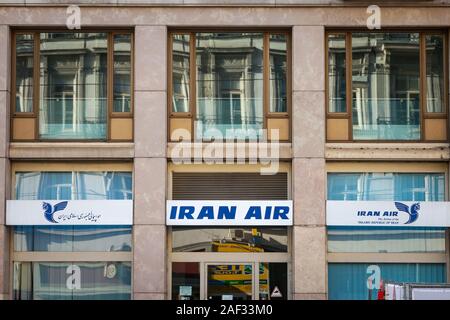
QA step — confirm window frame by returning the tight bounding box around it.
[10,29,134,142]
[9,162,134,300]
[168,29,291,142]
[326,29,449,142]
[325,162,449,276]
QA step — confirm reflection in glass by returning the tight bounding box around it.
[14,226,132,252]
[328,226,445,253]
[207,264,252,300]
[259,263,287,300]
[327,172,445,201]
[15,171,133,200]
[269,34,287,113]
[352,33,420,140]
[15,34,34,113]
[14,262,131,300]
[113,34,132,113]
[172,227,288,253]
[39,33,108,139]
[14,171,132,252]
[426,35,445,113]
[327,173,446,253]
[328,263,446,300]
[172,262,200,300]
[328,34,346,113]
[172,34,190,113]
[196,33,264,140]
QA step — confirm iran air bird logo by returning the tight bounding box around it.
[42,201,68,223]
[394,202,421,225]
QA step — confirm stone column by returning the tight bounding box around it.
[291,26,327,300]
[133,26,168,300]
[0,25,10,300]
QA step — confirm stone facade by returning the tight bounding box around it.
[0,3,449,300]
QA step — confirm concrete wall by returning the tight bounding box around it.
[292,26,327,300]
[133,26,168,300]
[0,25,9,300]
[0,1,448,6]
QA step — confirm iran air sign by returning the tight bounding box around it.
[327,201,450,227]
[166,200,293,226]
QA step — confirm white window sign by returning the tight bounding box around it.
[327,200,450,227]
[166,200,293,226]
[6,200,133,226]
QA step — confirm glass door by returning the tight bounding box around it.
[206,264,254,300]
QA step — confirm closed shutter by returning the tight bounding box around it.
[172,172,288,200]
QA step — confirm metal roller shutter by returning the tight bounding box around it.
[172,172,288,200]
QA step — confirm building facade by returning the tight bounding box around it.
[0,0,450,300]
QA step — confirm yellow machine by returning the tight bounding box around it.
[209,237,269,298]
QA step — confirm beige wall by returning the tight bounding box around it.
[0,24,9,300]
[292,25,327,300]
[133,25,168,300]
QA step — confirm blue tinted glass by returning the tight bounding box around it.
[15,172,132,200]
[14,172,132,252]
[14,262,131,300]
[328,263,446,300]
[327,173,445,201]
[327,173,446,253]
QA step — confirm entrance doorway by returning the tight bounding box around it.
[172,261,288,300]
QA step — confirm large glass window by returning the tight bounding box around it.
[327,31,447,141]
[328,263,446,300]
[172,227,288,253]
[327,172,446,253]
[12,31,133,141]
[196,32,264,140]
[352,33,420,140]
[14,262,131,300]
[170,31,289,141]
[14,171,132,252]
[39,33,108,139]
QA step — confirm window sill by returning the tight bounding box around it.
[9,142,135,159]
[326,142,450,161]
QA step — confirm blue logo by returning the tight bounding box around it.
[43,201,68,223]
[394,202,420,224]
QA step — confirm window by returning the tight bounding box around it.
[14,262,131,300]
[327,172,446,253]
[12,170,133,300]
[172,227,288,253]
[169,31,289,141]
[14,171,132,252]
[12,31,133,141]
[328,263,446,300]
[327,31,447,141]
